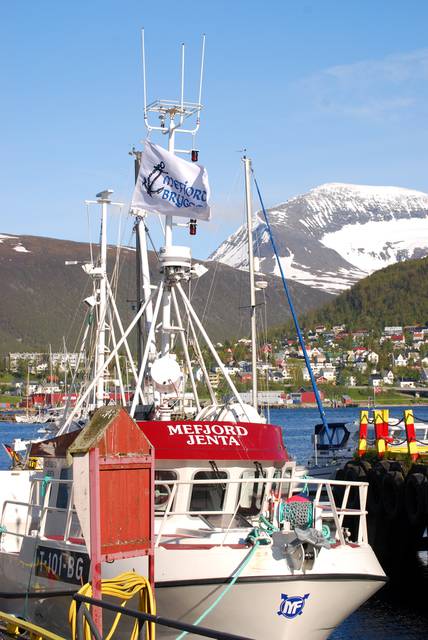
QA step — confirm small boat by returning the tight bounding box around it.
[304,412,428,479]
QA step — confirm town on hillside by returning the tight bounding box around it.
[1,322,428,410]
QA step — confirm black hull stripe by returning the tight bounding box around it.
[155,573,388,588]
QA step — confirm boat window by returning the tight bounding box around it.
[237,468,266,517]
[155,471,177,511]
[190,471,228,512]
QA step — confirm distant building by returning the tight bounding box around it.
[384,326,403,336]
[399,379,416,389]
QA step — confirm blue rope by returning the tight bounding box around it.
[252,172,332,444]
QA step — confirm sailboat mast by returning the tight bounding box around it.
[243,156,258,410]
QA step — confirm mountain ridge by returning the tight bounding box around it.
[210,182,428,293]
[0,232,332,351]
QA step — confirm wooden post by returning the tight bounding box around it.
[404,409,418,461]
[89,447,103,636]
[374,410,386,458]
[358,410,369,457]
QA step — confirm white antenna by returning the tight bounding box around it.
[180,42,185,126]
[141,29,148,130]
[140,32,206,145]
[197,34,206,127]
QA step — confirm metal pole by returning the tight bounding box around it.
[243,156,258,410]
[186,311,217,406]
[58,292,154,433]
[133,152,144,372]
[130,282,165,417]
[137,221,154,340]
[105,279,145,404]
[89,448,102,635]
[161,121,175,356]
[96,199,108,408]
[107,307,126,405]
[176,283,250,417]
[171,287,201,414]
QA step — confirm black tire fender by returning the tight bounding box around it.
[344,463,366,509]
[382,470,404,521]
[368,465,386,514]
[333,468,346,505]
[357,459,372,478]
[405,473,427,526]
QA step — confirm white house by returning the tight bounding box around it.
[393,353,408,367]
[367,351,379,365]
[383,370,394,385]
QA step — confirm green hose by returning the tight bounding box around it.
[175,541,260,640]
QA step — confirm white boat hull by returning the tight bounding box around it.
[0,539,386,639]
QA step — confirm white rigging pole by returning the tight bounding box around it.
[243,156,258,410]
[95,190,110,407]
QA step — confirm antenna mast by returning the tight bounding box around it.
[140,30,206,357]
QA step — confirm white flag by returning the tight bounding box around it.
[131,141,211,221]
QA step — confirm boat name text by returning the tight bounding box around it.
[167,423,248,446]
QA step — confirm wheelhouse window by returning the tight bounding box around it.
[155,470,177,511]
[238,469,266,516]
[190,471,228,512]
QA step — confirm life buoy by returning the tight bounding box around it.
[382,470,404,521]
[405,473,427,526]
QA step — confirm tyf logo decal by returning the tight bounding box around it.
[277,593,310,619]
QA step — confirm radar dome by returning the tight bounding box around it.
[150,355,182,393]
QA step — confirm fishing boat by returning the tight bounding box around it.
[0,33,386,639]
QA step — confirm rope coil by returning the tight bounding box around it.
[69,571,155,640]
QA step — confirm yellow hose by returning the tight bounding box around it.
[69,571,155,640]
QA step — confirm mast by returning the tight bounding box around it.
[134,151,144,371]
[160,121,176,356]
[95,189,112,408]
[140,31,206,362]
[243,156,258,410]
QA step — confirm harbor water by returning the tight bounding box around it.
[0,407,427,639]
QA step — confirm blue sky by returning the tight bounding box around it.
[1,1,428,259]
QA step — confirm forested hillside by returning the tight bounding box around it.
[301,257,428,331]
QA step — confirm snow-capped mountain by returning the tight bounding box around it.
[209,183,428,293]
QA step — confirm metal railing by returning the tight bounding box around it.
[154,475,369,547]
[0,477,80,545]
[0,475,369,550]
